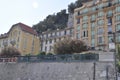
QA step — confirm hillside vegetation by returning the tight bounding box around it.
[32,0,89,34]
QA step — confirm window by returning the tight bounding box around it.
[52,32,55,36]
[17,37,19,42]
[54,39,56,42]
[19,31,21,35]
[64,30,66,35]
[91,31,95,36]
[107,10,112,17]
[82,30,88,37]
[108,25,112,32]
[57,32,59,36]
[82,8,88,14]
[50,39,52,43]
[78,11,80,15]
[59,32,61,36]
[116,24,120,31]
[108,36,113,43]
[91,22,95,30]
[98,37,104,43]
[91,39,95,47]
[97,19,104,26]
[83,23,88,29]
[83,16,88,22]
[91,35,95,39]
[91,6,96,12]
[98,11,104,17]
[48,33,50,37]
[46,34,48,38]
[116,33,120,42]
[104,2,109,7]
[91,15,96,21]
[45,47,47,51]
[98,3,103,9]
[108,18,112,25]
[50,33,52,37]
[46,40,47,44]
[116,6,120,13]
[116,15,120,21]
[23,38,27,49]
[55,32,57,36]
[76,33,80,39]
[70,29,72,34]
[77,18,80,24]
[83,31,85,37]
[77,25,80,31]
[98,28,104,35]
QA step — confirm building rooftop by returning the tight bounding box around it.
[0,33,8,39]
[13,22,38,35]
[0,22,38,39]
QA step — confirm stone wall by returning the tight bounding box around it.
[0,61,114,80]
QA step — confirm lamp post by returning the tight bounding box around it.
[113,32,118,80]
[93,62,96,80]
[108,32,118,80]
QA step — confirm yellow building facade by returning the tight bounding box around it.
[74,0,120,51]
[0,22,40,55]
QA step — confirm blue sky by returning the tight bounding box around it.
[0,0,76,34]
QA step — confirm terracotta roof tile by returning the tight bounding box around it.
[17,22,37,35]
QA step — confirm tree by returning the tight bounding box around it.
[32,9,68,34]
[37,52,46,56]
[53,38,88,54]
[75,0,83,8]
[70,39,88,53]
[53,38,72,54]
[0,47,21,57]
[68,0,83,13]
[68,3,76,14]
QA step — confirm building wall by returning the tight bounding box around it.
[74,0,120,51]
[0,25,40,55]
[0,61,114,80]
[40,27,73,53]
[19,30,40,55]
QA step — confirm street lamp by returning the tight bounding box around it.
[108,31,120,80]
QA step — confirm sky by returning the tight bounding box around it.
[0,0,76,34]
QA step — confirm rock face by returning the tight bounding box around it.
[0,61,114,80]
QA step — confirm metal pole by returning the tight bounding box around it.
[106,66,109,80]
[93,62,96,80]
[113,33,118,80]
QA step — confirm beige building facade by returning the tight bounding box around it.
[74,0,120,51]
[0,23,40,55]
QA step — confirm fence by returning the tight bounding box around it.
[0,53,99,63]
[17,54,99,62]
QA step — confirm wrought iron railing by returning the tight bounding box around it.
[17,53,99,62]
[0,53,99,62]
